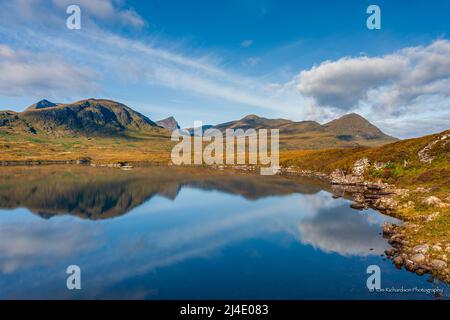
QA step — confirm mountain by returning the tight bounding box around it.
[209,113,397,149]
[156,116,180,131]
[214,114,323,133]
[0,98,397,150]
[214,114,294,131]
[6,99,159,136]
[185,124,214,136]
[26,99,59,111]
[323,113,394,141]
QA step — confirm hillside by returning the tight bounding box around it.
[210,113,397,149]
[4,99,160,136]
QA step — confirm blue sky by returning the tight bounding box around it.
[0,0,450,137]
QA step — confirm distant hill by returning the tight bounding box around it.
[3,99,159,136]
[323,113,391,141]
[156,116,180,131]
[209,113,397,149]
[185,124,214,136]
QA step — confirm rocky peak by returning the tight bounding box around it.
[26,99,58,111]
[156,116,180,131]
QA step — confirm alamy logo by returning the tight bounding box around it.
[366,5,381,30]
[66,265,81,290]
[66,5,81,30]
[366,265,381,290]
[171,121,280,175]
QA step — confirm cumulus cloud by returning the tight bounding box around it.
[0,221,101,274]
[298,55,406,109]
[298,205,395,257]
[0,44,98,97]
[297,40,450,113]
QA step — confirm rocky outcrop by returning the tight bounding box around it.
[330,158,370,185]
[383,223,449,282]
[352,158,370,176]
[422,196,448,208]
[418,133,449,164]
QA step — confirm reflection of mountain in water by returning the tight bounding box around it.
[0,166,330,220]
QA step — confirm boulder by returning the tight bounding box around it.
[383,222,396,237]
[422,196,447,208]
[350,202,365,210]
[405,259,416,271]
[429,259,447,270]
[411,253,426,264]
[412,244,429,254]
[393,256,404,267]
[385,248,397,257]
[415,269,427,276]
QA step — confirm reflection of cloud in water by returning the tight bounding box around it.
[0,186,397,297]
[298,205,396,257]
[84,192,358,288]
[0,221,102,273]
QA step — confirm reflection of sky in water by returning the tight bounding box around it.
[0,187,447,300]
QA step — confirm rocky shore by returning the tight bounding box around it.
[383,223,449,281]
[280,158,450,284]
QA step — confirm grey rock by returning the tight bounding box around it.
[411,253,426,264]
[352,158,370,176]
[412,244,429,254]
[393,256,404,267]
[429,259,447,270]
[405,259,416,271]
[350,202,365,210]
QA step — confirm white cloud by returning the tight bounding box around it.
[0,220,101,273]
[298,204,395,257]
[298,55,406,109]
[0,44,98,97]
[3,26,309,116]
[297,40,450,114]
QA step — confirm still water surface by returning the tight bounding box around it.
[0,166,447,299]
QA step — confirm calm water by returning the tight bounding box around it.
[0,166,447,300]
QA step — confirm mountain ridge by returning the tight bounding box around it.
[13,99,159,136]
[203,113,397,148]
[0,98,397,148]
